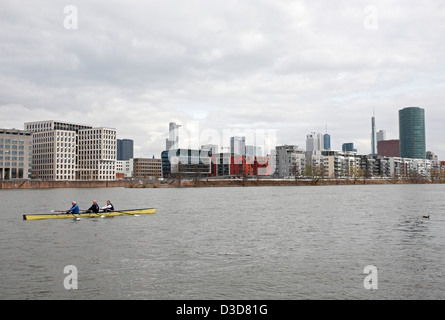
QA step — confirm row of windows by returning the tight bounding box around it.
[0,145,27,150]
[56,131,75,136]
[0,150,28,155]
[0,162,26,167]
[0,139,28,144]
[26,122,53,131]
[0,156,26,161]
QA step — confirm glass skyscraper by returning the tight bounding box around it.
[117,139,134,161]
[398,107,425,159]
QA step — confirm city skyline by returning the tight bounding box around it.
[1,1,444,159]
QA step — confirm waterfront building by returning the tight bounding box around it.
[231,155,254,176]
[116,160,132,178]
[77,127,117,181]
[399,107,426,159]
[0,128,32,180]
[321,150,360,179]
[117,139,134,161]
[24,120,116,181]
[276,145,305,178]
[132,158,162,179]
[161,148,211,179]
[254,155,272,176]
[25,121,89,180]
[210,152,231,177]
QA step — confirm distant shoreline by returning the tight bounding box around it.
[2,178,444,190]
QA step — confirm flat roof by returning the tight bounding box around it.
[0,128,32,135]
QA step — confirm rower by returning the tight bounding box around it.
[66,201,80,214]
[85,200,100,213]
[101,200,114,212]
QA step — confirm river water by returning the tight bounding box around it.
[0,184,444,300]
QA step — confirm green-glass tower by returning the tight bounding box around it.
[399,107,425,159]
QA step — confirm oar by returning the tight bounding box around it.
[51,210,82,221]
[90,211,105,218]
[116,210,140,217]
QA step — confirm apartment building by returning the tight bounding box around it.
[0,128,33,179]
[276,145,305,178]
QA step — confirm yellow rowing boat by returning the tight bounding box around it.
[23,208,156,221]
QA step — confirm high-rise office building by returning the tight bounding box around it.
[342,142,357,153]
[306,133,324,152]
[117,139,134,160]
[371,113,377,155]
[376,130,386,142]
[166,122,181,150]
[230,136,246,156]
[323,134,331,151]
[399,107,426,159]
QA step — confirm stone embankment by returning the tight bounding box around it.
[1,178,443,190]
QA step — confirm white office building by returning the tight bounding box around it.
[77,127,117,181]
[0,128,33,180]
[25,120,116,181]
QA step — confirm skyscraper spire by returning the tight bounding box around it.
[371,110,377,154]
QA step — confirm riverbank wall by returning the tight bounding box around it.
[0,180,133,189]
[1,178,444,190]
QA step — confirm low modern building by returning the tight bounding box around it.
[132,158,162,179]
[0,128,33,179]
[116,160,132,178]
[161,149,211,179]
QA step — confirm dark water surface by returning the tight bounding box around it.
[1,184,444,299]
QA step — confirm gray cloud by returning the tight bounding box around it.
[1,0,444,158]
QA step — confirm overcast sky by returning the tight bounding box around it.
[1,0,444,158]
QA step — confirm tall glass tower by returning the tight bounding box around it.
[399,107,425,159]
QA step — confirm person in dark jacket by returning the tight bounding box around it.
[85,200,100,213]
